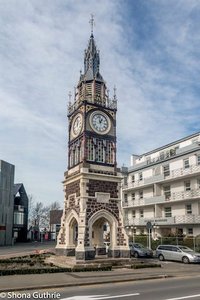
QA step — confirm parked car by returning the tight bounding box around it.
[156,245,200,264]
[130,243,153,258]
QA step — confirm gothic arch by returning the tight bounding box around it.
[88,209,118,249]
[65,209,79,247]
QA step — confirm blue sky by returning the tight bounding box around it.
[0,0,200,205]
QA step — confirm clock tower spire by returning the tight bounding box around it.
[56,19,129,260]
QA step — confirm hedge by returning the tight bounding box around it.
[0,265,112,276]
[131,263,161,269]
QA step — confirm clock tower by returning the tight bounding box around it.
[56,22,129,260]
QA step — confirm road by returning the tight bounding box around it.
[2,274,200,300]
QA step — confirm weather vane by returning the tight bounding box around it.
[89,14,95,34]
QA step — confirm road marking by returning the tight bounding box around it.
[165,294,200,300]
[63,293,140,299]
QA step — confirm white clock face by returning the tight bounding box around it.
[90,111,111,134]
[72,114,82,136]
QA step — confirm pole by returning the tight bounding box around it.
[149,228,151,249]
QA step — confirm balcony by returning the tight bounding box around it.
[123,163,200,191]
[169,188,200,202]
[165,164,200,180]
[124,214,200,227]
[122,195,165,208]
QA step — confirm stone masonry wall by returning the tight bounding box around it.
[87,179,118,198]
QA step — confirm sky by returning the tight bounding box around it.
[1,0,200,206]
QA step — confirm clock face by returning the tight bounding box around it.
[90,111,111,134]
[72,113,83,137]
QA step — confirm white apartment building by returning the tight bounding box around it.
[122,132,200,239]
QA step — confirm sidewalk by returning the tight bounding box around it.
[0,262,199,292]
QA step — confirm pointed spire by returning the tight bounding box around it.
[89,14,95,36]
[82,15,103,82]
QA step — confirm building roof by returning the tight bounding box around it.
[134,131,200,157]
[50,210,63,225]
[13,183,23,196]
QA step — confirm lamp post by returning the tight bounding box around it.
[126,225,137,245]
[153,223,159,240]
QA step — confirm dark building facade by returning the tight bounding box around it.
[0,160,15,246]
[13,183,28,242]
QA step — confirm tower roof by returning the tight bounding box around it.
[82,33,103,82]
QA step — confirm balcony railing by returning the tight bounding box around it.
[123,189,200,208]
[125,214,200,227]
[169,188,200,201]
[123,163,200,190]
[122,195,165,208]
[165,164,200,179]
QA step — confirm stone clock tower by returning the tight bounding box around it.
[56,24,129,260]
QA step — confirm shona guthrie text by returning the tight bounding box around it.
[0,292,61,299]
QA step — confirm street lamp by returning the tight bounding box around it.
[153,223,159,241]
[126,225,137,244]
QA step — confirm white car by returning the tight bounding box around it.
[156,245,200,264]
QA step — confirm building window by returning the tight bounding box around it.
[164,186,171,200]
[139,172,143,181]
[139,190,143,199]
[184,158,189,169]
[131,175,135,183]
[131,193,135,201]
[197,155,200,166]
[132,210,136,218]
[188,228,193,235]
[197,179,200,189]
[163,164,170,177]
[124,194,128,203]
[124,177,127,185]
[160,151,165,160]
[146,157,151,164]
[185,181,191,191]
[14,212,24,225]
[140,210,144,218]
[165,207,172,217]
[186,204,192,214]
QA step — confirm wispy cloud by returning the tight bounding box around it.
[0,0,200,203]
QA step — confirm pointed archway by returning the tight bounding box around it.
[88,209,118,257]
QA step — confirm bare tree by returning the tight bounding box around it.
[50,201,61,211]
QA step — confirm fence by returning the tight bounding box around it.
[130,235,200,251]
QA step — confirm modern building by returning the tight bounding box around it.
[13,183,28,242]
[122,132,200,239]
[0,160,15,246]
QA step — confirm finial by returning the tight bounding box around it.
[113,85,117,99]
[89,14,95,35]
[68,91,72,102]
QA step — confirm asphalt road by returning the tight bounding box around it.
[3,274,200,300]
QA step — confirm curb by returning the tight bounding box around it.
[0,274,172,293]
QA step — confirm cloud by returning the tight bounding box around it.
[0,0,200,203]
